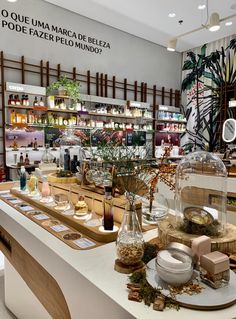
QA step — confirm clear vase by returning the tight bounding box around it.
[142,191,169,224]
[116,203,144,266]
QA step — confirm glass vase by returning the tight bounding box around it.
[116,202,144,266]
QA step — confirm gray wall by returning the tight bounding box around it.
[0,0,182,90]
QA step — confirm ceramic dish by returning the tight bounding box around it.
[146,258,236,310]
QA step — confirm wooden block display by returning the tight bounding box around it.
[158,215,236,253]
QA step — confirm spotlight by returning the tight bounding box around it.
[7,0,18,2]
[198,4,206,10]
[167,38,177,52]
[209,12,220,31]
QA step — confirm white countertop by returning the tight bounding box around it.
[0,195,236,319]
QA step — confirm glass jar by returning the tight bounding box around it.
[142,191,169,224]
[116,201,144,266]
[59,128,82,171]
[41,144,54,164]
[175,151,227,236]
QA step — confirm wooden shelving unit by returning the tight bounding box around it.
[0,51,181,174]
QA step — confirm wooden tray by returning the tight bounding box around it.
[0,191,100,250]
[10,188,119,243]
[146,258,236,310]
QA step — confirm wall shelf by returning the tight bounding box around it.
[157,119,186,123]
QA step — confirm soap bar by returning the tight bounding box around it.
[192,235,211,261]
[200,251,229,275]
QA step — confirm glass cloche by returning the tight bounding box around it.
[59,128,82,171]
[175,151,227,237]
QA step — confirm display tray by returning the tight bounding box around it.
[10,188,119,243]
[146,258,236,310]
[0,191,100,250]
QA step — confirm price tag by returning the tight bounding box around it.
[19,205,34,212]
[33,214,49,220]
[0,193,11,198]
[73,238,96,249]
[9,199,23,204]
[50,224,69,233]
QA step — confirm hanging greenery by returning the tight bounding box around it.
[47,76,81,103]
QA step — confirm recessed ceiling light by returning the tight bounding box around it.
[225,21,233,26]
[7,0,18,2]
[168,13,176,18]
[198,4,206,10]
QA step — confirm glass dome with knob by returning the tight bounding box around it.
[175,151,227,237]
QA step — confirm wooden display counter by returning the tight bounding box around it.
[1,181,236,319]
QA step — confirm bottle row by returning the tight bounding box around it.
[8,94,45,107]
[19,152,31,165]
[10,109,77,126]
[63,152,80,173]
[158,111,186,121]
[77,118,153,131]
[157,122,186,132]
[9,109,153,130]
[91,103,152,118]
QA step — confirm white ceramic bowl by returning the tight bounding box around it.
[155,259,193,286]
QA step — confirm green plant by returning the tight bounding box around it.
[47,76,81,103]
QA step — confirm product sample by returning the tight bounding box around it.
[74,195,88,217]
[200,251,230,288]
[20,166,26,191]
[192,235,211,264]
[103,185,114,230]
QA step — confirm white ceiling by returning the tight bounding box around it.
[45,0,236,52]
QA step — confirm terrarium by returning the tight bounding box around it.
[175,151,227,237]
[59,128,82,171]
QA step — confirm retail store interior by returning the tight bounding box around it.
[0,0,236,318]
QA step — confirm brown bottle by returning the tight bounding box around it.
[25,153,30,165]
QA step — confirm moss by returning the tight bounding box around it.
[180,218,221,236]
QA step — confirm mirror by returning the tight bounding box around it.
[222,119,236,143]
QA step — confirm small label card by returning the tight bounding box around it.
[0,193,11,198]
[19,205,34,212]
[9,199,23,204]
[74,238,96,249]
[50,224,69,233]
[33,214,49,220]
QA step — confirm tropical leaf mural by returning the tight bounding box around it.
[181,35,236,152]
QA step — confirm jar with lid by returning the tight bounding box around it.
[116,196,144,266]
[175,151,227,236]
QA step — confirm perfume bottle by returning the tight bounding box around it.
[41,175,50,198]
[19,152,24,164]
[64,149,70,171]
[8,94,15,105]
[39,97,44,107]
[25,153,30,165]
[20,166,27,191]
[71,155,78,173]
[33,138,38,150]
[28,173,38,195]
[103,185,114,230]
[33,96,38,106]
[10,109,16,124]
[12,136,18,150]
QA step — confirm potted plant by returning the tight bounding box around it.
[47,76,81,106]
